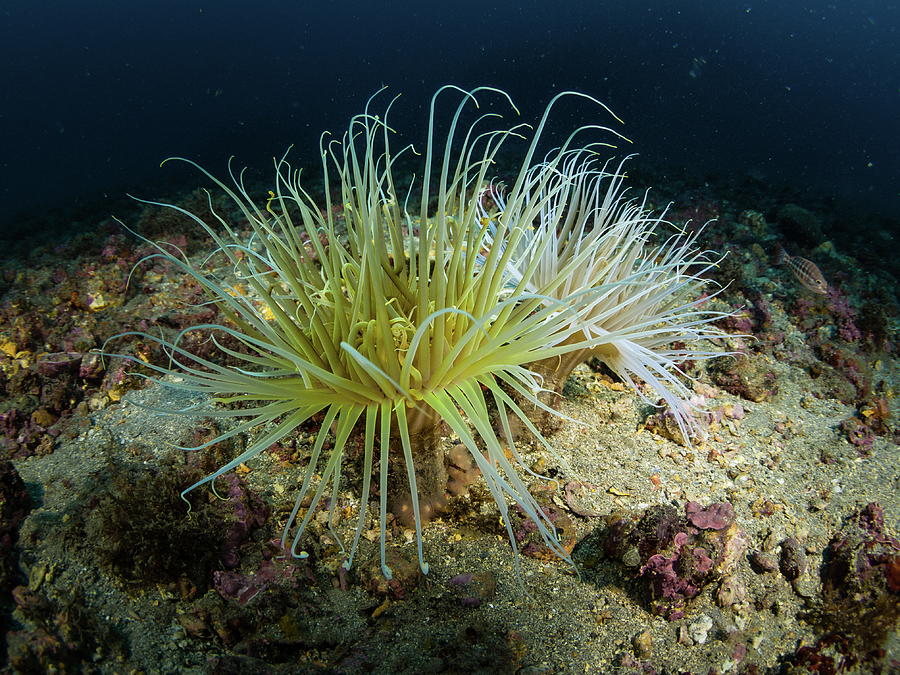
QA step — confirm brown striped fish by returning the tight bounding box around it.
[776,245,829,294]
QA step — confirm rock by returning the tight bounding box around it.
[596,502,744,619]
[78,352,105,380]
[709,354,778,403]
[749,550,778,574]
[447,570,497,608]
[360,549,423,601]
[715,576,747,607]
[776,204,824,247]
[792,575,818,599]
[631,630,653,658]
[621,546,641,568]
[779,537,807,581]
[816,502,900,653]
[688,615,714,645]
[35,352,82,378]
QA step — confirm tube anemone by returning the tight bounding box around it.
[477,151,733,442]
[107,86,640,580]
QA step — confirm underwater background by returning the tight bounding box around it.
[2,1,899,240]
[0,1,898,673]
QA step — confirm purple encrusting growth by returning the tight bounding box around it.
[220,474,269,569]
[640,535,714,614]
[685,501,734,530]
[814,502,900,659]
[211,477,308,605]
[826,287,863,343]
[841,503,900,590]
[840,416,875,452]
[597,501,744,620]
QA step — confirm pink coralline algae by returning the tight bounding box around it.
[840,416,875,452]
[597,501,743,619]
[718,311,754,336]
[826,287,863,343]
[718,293,781,345]
[686,501,734,530]
[641,543,714,615]
[212,477,302,605]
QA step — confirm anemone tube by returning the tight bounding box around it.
[108,86,728,581]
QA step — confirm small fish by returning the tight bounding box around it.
[776,245,828,294]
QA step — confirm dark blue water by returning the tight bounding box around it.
[2,0,898,234]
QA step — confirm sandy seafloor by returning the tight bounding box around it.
[0,172,897,674]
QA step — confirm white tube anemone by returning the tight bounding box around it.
[477,152,733,442]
